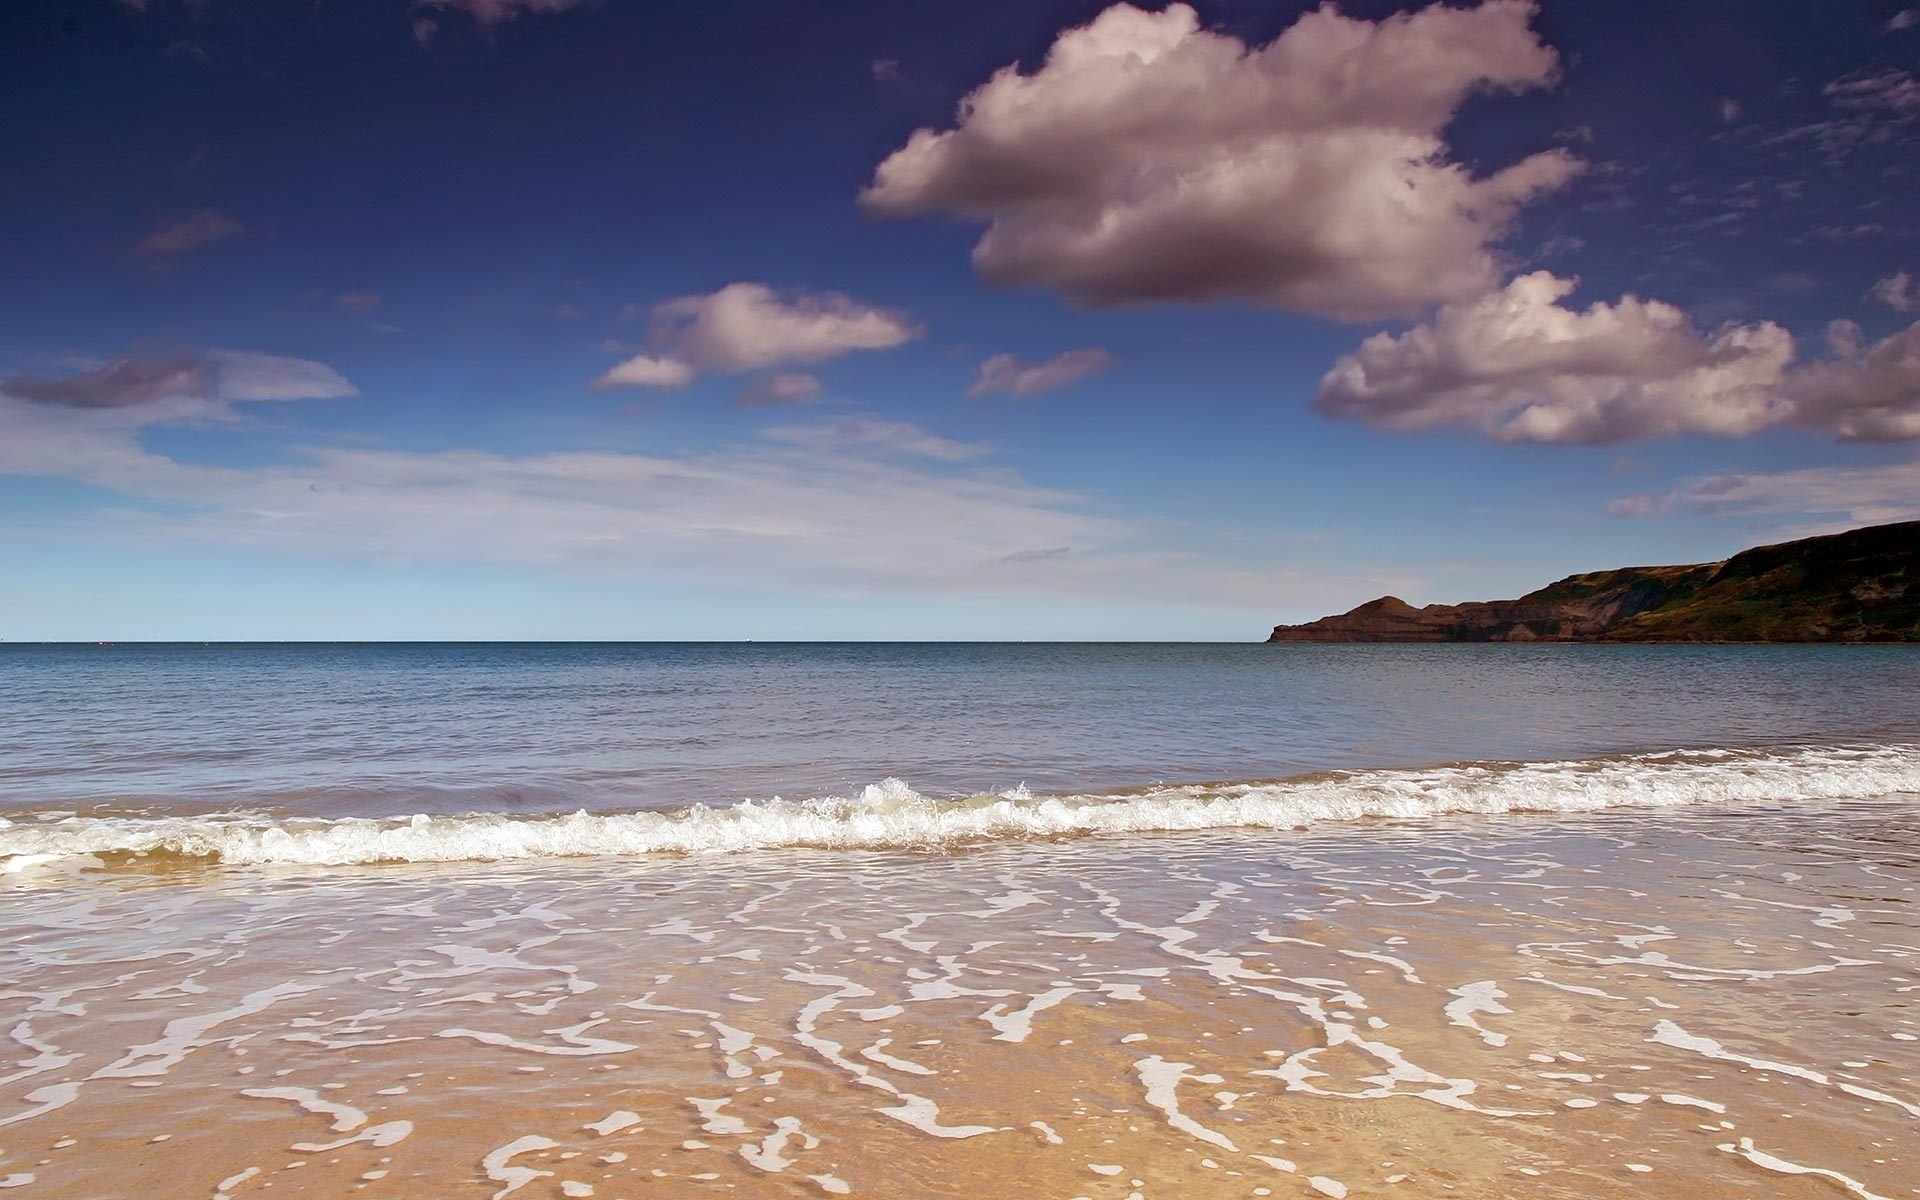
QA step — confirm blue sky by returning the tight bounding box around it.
[1,0,1917,640]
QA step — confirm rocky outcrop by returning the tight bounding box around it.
[1268,521,1919,643]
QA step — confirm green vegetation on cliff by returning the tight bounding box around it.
[1268,521,1919,643]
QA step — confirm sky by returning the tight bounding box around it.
[1,0,1917,641]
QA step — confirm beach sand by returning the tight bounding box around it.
[3,797,1917,1199]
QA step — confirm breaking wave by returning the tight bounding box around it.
[3,744,1917,870]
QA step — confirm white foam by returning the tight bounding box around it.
[1727,1138,1894,1200]
[584,1110,642,1136]
[1134,1056,1236,1152]
[1442,981,1510,1048]
[6,744,1917,867]
[482,1135,558,1199]
[241,1086,367,1132]
[1649,1020,1920,1118]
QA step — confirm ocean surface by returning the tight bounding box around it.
[4,642,1920,1198]
[3,641,1920,868]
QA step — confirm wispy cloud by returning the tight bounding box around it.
[0,372,1385,613]
[1869,270,1916,313]
[737,373,823,408]
[968,349,1114,398]
[3,350,353,418]
[412,0,583,42]
[134,209,245,262]
[759,418,987,462]
[1613,459,1920,529]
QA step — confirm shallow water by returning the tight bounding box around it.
[3,801,1917,1199]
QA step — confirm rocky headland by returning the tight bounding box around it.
[1268,521,1919,643]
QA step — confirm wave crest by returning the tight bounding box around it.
[3,745,1917,869]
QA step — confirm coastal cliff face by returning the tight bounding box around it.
[1268,521,1919,643]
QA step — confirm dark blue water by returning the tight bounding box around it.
[4,642,1918,818]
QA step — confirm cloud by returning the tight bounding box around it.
[1316,272,1920,443]
[134,209,245,261]
[434,0,580,21]
[593,283,919,389]
[1613,459,1920,528]
[969,349,1115,398]
[591,354,696,390]
[2,350,354,417]
[861,0,1578,319]
[415,0,580,26]
[737,373,824,408]
[1869,270,1917,313]
[1788,318,1920,441]
[0,375,1428,617]
[4,353,212,411]
[1313,272,1796,443]
[1890,9,1920,32]
[871,58,901,82]
[1718,97,1743,124]
[1824,66,1920,114]
[336,291,383,316]
[411,0,582,43]
[0,394,1132,598]
[993,545,1072,566]
[759,418,988,462]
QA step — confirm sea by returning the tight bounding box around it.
[2,642,1918,1199]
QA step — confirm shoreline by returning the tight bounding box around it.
[4,799,1916,1198]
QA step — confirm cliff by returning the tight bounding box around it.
[1267,521,1920,643]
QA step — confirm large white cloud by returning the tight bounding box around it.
[593,283,919,390]
[1313,272,1796,443]
[1314,272,1920,444]
[861,0,1578,319]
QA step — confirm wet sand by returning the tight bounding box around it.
[3,797,1917,1199]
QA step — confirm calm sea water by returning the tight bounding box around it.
[4,642,1919,821]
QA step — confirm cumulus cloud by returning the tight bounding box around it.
[1890,9,1920,32]
[861,0,1578,319]
[2,350,354,418]
[1789,319,1920,441]
[135,209,245,261]
[593,283,919,390]
[1313,272,1796,443]
[1869,270,1916,313]
[969,349,1114,398]
[1315,272,1920,443]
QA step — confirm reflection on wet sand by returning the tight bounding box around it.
[2,797,1917,1199]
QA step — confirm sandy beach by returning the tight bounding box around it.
[6,795,1916,1199]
